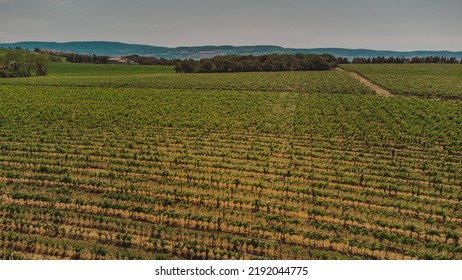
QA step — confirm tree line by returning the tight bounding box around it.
[124,55,179,66]
[62,54,462,66]
[0,52,49,78]
[337,56,461,64]
[54,52,179,65]
[62,53,110,64]
[175,54,338,73]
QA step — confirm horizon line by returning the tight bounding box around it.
[1,40,461,53]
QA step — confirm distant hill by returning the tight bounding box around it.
[1,41,462,60]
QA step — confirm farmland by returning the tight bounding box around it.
[0,63,461,260]
[342,64,462,99]
[0,63,372,94]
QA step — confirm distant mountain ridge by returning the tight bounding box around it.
[1,41,462,60]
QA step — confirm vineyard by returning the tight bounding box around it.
[0,64,461,260]
[0,63,372,94]
[341,64,462,99]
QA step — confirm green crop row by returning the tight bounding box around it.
[1,64,461,260]
[0,64,372,94]
[341,64,462,99]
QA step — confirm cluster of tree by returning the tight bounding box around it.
[175,54,338,73]
[408,56,460,64]
[336,57,350,64]
[337,56,461,64]
[348,57,408,64]
[0,52,49,78]
[124,55,179,66]
[2,46,27,51]
[62,53,111,64]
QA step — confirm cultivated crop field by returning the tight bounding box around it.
[0,63,372,94]
[0,64,461,260]
[341,64,462,99]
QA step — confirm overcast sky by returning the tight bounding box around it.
[1,0,461,51]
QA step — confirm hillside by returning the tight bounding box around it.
[1,41,462,59]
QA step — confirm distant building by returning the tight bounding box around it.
[107,57,137,65]
[41,49,65,56]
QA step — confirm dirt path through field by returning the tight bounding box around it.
[336,68,392,97]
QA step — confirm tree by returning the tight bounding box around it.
[24,53,37,76]
[32,54,48,76]
[5,52,22,72]
[198,60,215,73]
[1,52,49,78]
[175,60,196,73]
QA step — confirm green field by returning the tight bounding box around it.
[0,63,461,260]
[341,64,462,99]
[48,63,175,76]
[1,63,372,94]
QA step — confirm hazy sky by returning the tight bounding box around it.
[1,0,461,50]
